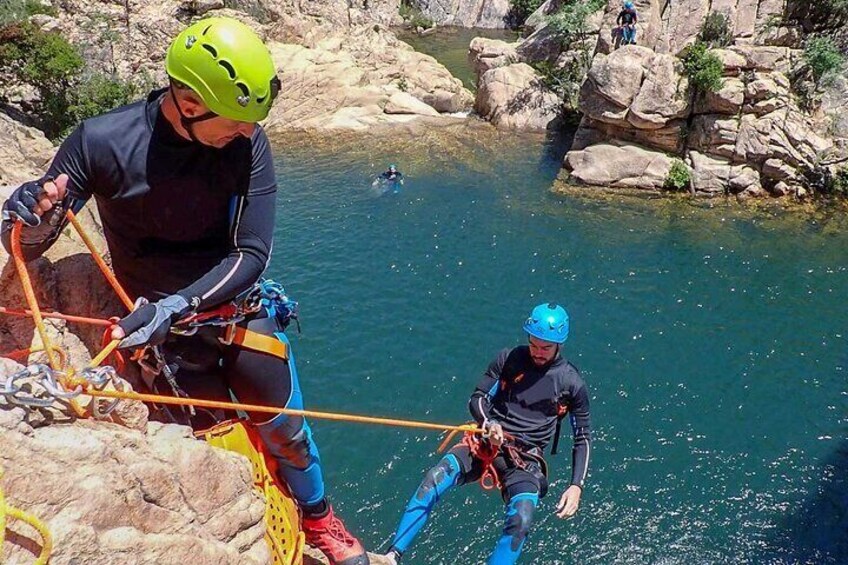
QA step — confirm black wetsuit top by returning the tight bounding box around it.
[469,346,592,488]
[1,88,276,310]
[617,8,638,25]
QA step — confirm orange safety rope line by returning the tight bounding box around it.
[65,384,483,435]
[65,210,134,311]
[10,223,60,371]
[9,217,484,436]
[0,306,113,327]
[10,223,86,417]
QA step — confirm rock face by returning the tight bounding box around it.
[264,26,472,132]
[0,368,269,565]
[0,114,55,187]
[564,142,673,189]
[468,37,519,81]
[557,0,839,197]
[409,0,511,28]
[7,0,465,134]
[475,63,562,130]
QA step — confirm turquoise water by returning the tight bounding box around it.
[267,131,847,564]
[397,27,521,90]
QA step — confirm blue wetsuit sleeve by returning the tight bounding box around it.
[469,348,509,426]
[1,124,92,260]
[175,128,277,311]
[567,380,592,489]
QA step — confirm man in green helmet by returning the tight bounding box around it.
[1,17,369,565]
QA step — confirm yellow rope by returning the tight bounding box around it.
[0,467,52,565]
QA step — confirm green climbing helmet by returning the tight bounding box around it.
[165,17,280,123]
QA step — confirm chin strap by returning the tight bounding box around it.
[169,85,217,142]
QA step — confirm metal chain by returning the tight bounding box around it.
[1,363,125,418]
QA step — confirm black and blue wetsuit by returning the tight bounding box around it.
[388,346,592,564]
[0,89,327,512]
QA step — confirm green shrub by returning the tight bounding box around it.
[396,75,409,92]
[821,167,848,196]
[664,159,692,192]
[0,21,82,88]
[506,0,544,28]
[0,0,57,26]
[66,74,139,127]
[698,11,732,47]
[546,0,605,68]
[680,41,724,93]
[803,37,845,86]
[0,21,142,140]
[399,1,434,29]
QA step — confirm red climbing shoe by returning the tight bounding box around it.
[302,505,370,565]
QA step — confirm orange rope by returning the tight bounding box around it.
[65,210,134,311]
[63,383,483,434]
[2,346,67,368]
[9,215,482,436]
[461,433,501,490]
[0,306,113,327]
[10,223,60,371]
[10,222,86,417]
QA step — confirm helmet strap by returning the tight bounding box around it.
[169,84,217,142]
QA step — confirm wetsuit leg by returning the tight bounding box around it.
[389,445,478,555]
[488,467,542,565]
[223,314,325,507]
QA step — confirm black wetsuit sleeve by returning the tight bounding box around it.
[567,380,592,489]
[1,125,93,260]
[616,10,623,24]
[175,129,276,311]
[468,349,509,426]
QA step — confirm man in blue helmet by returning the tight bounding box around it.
[379,164,403,182]
[383,303,592,564]
[616,1,639,46]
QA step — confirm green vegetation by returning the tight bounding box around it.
[0,18,145,140]
[803,37,845,86]
[698,11,732,48]
[664,159,692,192]
[0,0,56,26]
[529,59,583,110]
[821,167,848,197]
[399,1,434,30]
[785,0,848,31]
[506,0,544,29]
[546,0,605,69]
[680,41,724,94]
[396,75,409,92]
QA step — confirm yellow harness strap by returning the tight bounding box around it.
[225,326,289,359]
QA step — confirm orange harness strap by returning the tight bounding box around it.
[223,325,289,360]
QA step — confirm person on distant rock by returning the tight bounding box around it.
[0,16,369,565]
[617,1,639,46]
[383,303,592,565]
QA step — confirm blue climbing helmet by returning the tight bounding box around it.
[624,1,634,9]
[523,303,569,344]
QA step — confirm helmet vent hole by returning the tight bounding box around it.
[202,25,212,36]
[202,43,218,58]
[219,60,237,79]
[236,82,250,97]
[256,95,267,103]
